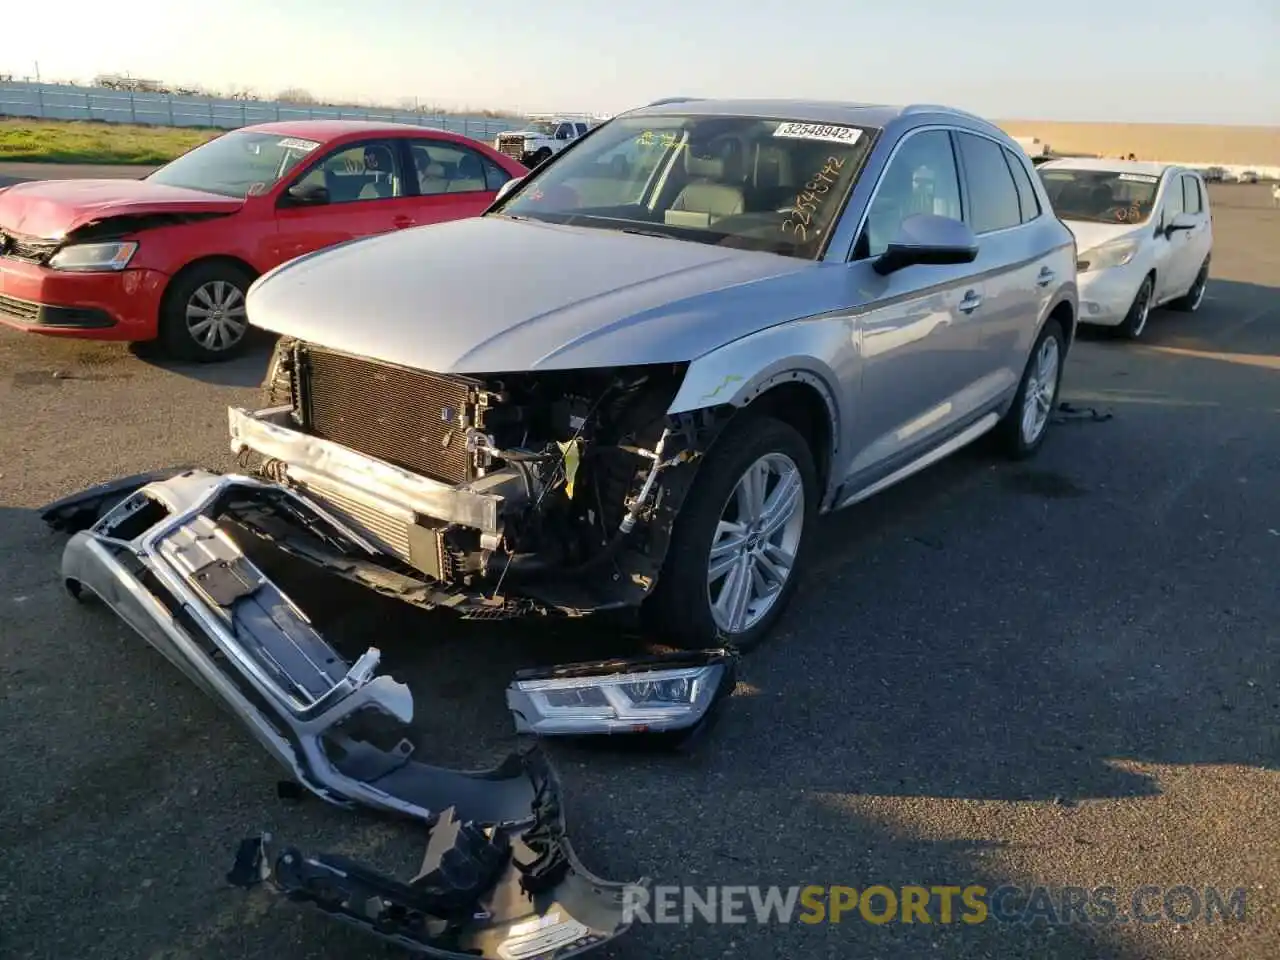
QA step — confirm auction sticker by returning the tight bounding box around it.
[773,122,863,145]
[277,137,320,152]
[1118,173,1159,184]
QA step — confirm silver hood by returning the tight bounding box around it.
[246,216,815,373]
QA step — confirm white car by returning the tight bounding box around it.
[1038,159,1212,339]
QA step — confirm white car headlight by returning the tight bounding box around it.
[1077,237,1139,273]
[48,241,138,272]
[506,652,735,737]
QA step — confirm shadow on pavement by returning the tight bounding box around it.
[128,330,275,388]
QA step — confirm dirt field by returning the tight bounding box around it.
[997,119,1280,166]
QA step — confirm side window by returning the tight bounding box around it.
[1163,173,1185,223]
[574,122,588,136]
[554,123,573,140]
[291,140,404,204]
[955,133,1021,234]
[1003,147,1041,223]
[1182,174,1202,214]
[482,155,513,191]
[856,130,962,259]
[410,142,494,195]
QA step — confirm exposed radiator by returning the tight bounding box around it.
[298,346,477,486]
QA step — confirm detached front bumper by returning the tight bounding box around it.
[53,469,545,819]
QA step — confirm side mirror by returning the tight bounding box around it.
[872,214,978,276]
[556,130,570,140]
[1165,212,1195,236]
[495,177,523,202]
[285,183,329,206]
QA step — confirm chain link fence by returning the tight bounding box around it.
[0,81,523,142]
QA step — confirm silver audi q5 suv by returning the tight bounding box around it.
[65,98,1079,657]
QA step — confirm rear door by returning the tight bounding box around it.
[403,138,512,225]
[271,138,421,266]
[952,130,1045,399]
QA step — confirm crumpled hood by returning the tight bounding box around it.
[246,216,818,373]
[0,178,243,239]
[1063,219,1147,254]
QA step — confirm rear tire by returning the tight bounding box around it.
[1115,274,1154,340]
[643,414,818,651]
[1168,260,1209,312]
[994,317,1064,460]
[159,262,254,362]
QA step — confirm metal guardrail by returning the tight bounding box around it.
[0,81,523,142]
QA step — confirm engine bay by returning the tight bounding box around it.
[258,337,708,614]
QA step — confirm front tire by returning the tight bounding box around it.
[644,415,818,651]
[1168,260,1209,312]
[159,262,254,362]
[994,317,1064,460]
[1116,274,1154,340]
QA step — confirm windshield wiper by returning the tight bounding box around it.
[619,227,678,241]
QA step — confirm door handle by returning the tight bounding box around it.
[1036,267,1055,287]
[958,290,983,314]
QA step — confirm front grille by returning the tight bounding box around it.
[299,346,477,486]
[0,229,58,264]
[0,294,39,324]
[496,136,525,161]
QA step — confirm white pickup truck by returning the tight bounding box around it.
[493,117,593,167]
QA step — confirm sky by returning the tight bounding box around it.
[3,0,1277,124]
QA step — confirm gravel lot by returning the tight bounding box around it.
[0,178,1276,960]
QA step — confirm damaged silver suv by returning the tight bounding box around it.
[225,99,1076,649]
[60,99,1079,657]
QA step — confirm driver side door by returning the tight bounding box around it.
[269,138,421,267]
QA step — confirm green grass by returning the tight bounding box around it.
[0,119,219,165]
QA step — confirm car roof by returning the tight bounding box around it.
[1038,157,1174,177]
[621,98,999,133]
[236,119,454,141]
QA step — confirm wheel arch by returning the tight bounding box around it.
[159,254,260,314]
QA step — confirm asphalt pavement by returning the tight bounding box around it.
[0,182,1276,960]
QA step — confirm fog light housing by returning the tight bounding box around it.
[506,650,736,737]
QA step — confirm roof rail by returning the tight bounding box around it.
[901,103,993,125]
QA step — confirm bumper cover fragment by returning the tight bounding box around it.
[51,469,538,821]
[228,751,646,959]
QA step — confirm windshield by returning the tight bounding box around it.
[147,131,321,198]
[1038,168,1162,225]
[526,121,557,135]
[495,114,876,259]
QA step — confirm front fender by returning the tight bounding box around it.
[665,319,855,501]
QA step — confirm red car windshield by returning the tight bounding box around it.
[147,131,322,199]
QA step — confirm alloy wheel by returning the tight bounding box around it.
[706,452,806,635]
[1020,335,1060,446]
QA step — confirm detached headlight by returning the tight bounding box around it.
[507,651,736,737]
[48,241,138,272]
[1077,237,1138,273]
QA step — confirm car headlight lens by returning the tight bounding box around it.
[1077,237,1138,273]
[507,657,734,736]
[48,241,138,272]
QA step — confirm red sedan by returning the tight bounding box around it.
[0,121,527,361]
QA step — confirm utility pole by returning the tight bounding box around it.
[34,61,40,83]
